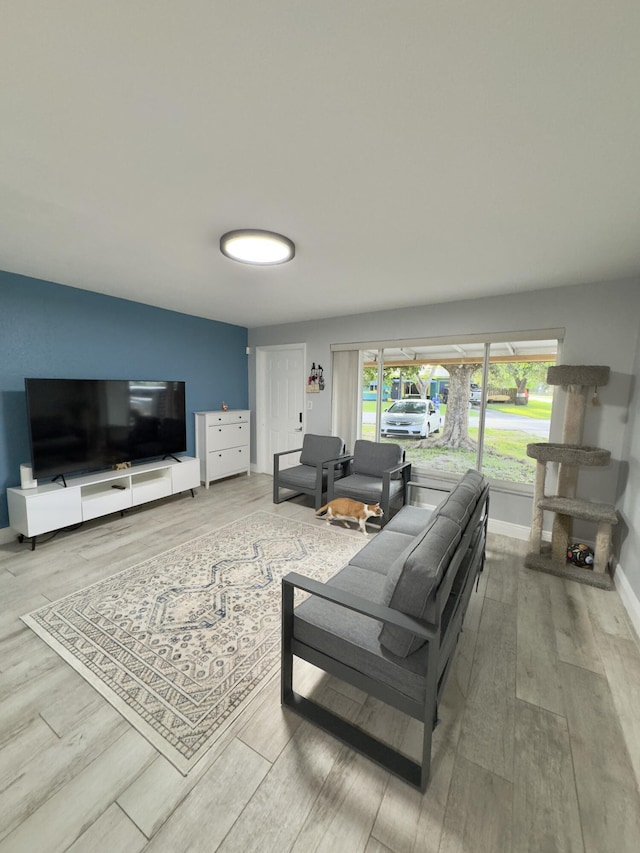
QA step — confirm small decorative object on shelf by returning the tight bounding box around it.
[113,461,131,471]
[221,401,229,411]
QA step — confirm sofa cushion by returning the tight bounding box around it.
[435,471,487,527]
[351,440,402,477]
[332,473,404,505]
[277,465,325,490]
[460,468,485,489]
[437,483,479,528]
[299,434,344,467]
[349,529,416,575]
[384,505,433,536]
[379,514,462,658]
[293,564,429,703]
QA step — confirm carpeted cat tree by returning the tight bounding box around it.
[525,364,617,590]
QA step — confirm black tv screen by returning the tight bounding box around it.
[25,378,187,479]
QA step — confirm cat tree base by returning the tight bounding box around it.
[524,550,614,590]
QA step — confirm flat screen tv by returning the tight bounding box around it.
[25,378,187,479]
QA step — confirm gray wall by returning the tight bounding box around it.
[617,324,640,607]
[249,277,640,556]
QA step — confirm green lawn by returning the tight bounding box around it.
[361,421,538,483]
[486,398,552,419]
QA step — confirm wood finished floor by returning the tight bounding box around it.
[1,473,639,853]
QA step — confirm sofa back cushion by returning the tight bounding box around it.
[436,469,487,527]
[300,434,344,467]
[379,514,462,657]
[352,440,403,478]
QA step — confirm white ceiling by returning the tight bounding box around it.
[1,2,639,328]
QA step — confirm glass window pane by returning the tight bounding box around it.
[353,337,558,485]
[479,345,557,484]
[360,353,380,441]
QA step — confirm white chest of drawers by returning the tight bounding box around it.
[194,410,251,488]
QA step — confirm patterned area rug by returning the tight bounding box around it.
[23,511,362,774]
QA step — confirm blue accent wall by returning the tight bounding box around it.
[0,270,248,529]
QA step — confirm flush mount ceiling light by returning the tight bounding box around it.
[220,229,295,265]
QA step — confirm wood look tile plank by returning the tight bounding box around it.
[0,703,127,841]
[560,661,640,853]
[290,747,388,853]
[484,536,520,605]
[237,674,302,763]
[216,688,361,853]
[0,624,58,673]
[372,677,464,853]
[0,716,58,788]
[449,565,487,699]
[365,839,395,853]
[0,729,155,853]
[458,597,516,782]
[39,671,109,737]
[547,574,605,675]
[0,666,80,748]
[290,696,409,853]
[144,739,270,852]
[0,633,61,701]
[513,700,583,853]
[516,567,565,716]
[117,724,239,839]
[580,583,634,640]
[598,632,640,792]
[438,756,512,853]
[66,803,147,853]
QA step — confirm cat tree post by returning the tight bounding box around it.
[525,365,616,590]
[551,382,590,562]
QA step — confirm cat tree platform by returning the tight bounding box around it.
[526,443,610,467]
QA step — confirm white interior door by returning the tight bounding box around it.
[257,344,306,473]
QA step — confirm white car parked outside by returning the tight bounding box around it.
[380,399,440,439]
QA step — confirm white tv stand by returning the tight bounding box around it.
[7,456,200,550]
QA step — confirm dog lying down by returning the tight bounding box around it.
[315,498,383,535]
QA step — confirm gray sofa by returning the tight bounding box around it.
[281,468,489,791]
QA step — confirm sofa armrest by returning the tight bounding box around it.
[326,453,352,470]
[274,446,303,460]
[382,459,412,510]
[282,571,438,641]
[273,447,304,480]
[326,453,353,498]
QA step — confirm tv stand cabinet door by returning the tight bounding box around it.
[171,457,200,493]
[8,486,82,537]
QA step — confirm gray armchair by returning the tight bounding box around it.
[273,434,348,510]
[326,440,411,526]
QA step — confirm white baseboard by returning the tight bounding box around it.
[488,518,552,542]
[488,518,531,540]
[0,526,16,545]
[614,561,640,639]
